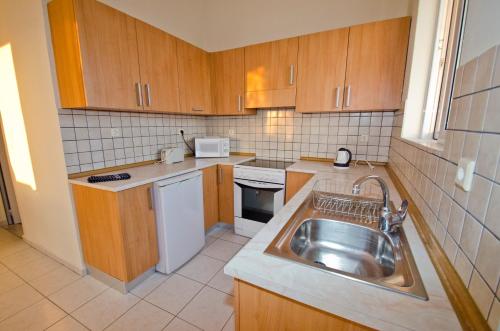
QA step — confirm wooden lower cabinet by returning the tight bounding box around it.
[203,166,219,230]
[234,279,372,331]
[72,184,158,282]
[285,171,314,202]
[218,164,234,224]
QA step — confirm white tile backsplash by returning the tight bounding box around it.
[60,109,394,174]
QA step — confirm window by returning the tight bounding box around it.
[420,0,467,140]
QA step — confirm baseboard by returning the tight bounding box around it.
[22,236,87,276]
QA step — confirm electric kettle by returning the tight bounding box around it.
[334,148,352,169]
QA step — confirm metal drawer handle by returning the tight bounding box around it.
[135,82,143,107]
[335,86,340,108]
[145,83,151,107]
[345,85,351,107]
[289,64,295,85]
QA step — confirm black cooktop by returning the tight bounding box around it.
[240,159,294,170]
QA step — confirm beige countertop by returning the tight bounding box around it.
[225,161,461,331]
[68,155,254,192]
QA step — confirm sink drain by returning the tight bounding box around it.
[314,260,326,267]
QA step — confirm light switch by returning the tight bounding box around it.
[455,158,475,191]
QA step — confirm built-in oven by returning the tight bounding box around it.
[233,163,288,238]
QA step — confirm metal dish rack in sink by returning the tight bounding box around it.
[312,179,383,224]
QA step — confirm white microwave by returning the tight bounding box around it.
[195,137,230,158]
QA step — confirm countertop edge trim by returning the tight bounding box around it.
[385,164,490,331]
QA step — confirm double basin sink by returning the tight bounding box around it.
[265,193,428,300]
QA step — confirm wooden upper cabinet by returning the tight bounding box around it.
[344,17,411,111]
[136,20,180,113]
[296,28,349,113]
[244,37,298,108]
[177,39,213,114]
[211,49,255,115]
[48,0,142,111]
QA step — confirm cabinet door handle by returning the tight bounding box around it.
[289,64,295,85]
[145,83,151,107]
[147,187,153,210]
[192,107,204,112]
[335,86,340,108]
[238,95,242,112]
[135,82,143,107]
[218,167,223,184]
[345,85,351,107]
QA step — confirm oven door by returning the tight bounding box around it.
[233,178,285,224]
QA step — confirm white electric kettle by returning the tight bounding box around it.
[334,148,352,169]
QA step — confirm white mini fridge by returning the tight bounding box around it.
[154,171,205,274]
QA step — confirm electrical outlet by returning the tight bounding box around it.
[110,128,121,137]
[228,128,235,137]
[455,158,475,191]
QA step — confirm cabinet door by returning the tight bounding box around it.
[211,49,256,115]
[117,184,158,282]
[244,37,298,108]
[296,29,349,113]
[136,20,180,113]
[203,166,219,230]
[177,39,213,114]
[285,172,314,202]
[74,0,142,110]
[344,17,410,111]
[218,165,234,224]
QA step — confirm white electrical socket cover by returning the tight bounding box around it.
[110,128,121,137]
[228,128,235,137]
[455,158,475,192]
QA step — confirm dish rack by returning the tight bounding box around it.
[312,179,383,224]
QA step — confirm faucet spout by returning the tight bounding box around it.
[352,175,390,212]
[351,175,408,233]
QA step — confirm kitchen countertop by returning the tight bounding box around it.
[68,155,254,192]
[225,160,461,331]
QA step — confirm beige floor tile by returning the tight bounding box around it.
[15,255,61,281]
[164,318,200,331]
[0,284,43,321]
[208,269,233,295]
[145,274,203,314]
[49,276,108,313]
[179,287,233,331]
[222,314,235,331]
[0,271,24,295]
[72,288,139,331]
[201,240,242,262]
[206,227,229,239]
[204,235,217,248]
[106,300,173,331]
[0,247,44,270]
[130,272,168,298]
[177,255,224,284]
[28,265,80,296]
[0,299,65,331]
[220,232,249,245]
[46,315,88,331]
[0,240,30,259]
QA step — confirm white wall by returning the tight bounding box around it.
[102,0,411,52]
[0,0,85,272]
[201,0,411,51]
[460,0,500,64]
[101,0,206,48]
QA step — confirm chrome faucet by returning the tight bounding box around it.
[352,175,408,233]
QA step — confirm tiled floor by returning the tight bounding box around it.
[0,225,248,330]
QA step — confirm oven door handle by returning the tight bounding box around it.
[234,178,284,190]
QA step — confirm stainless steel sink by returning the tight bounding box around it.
[265,194,428,300]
